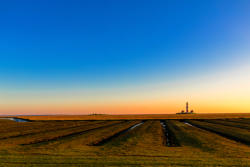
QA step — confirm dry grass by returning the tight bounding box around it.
[0,121,122,147]
[0,118,250,166]
[35,120,141,151]
[169,120,250,157]
[187,120,250,145]
[201,119,250,130]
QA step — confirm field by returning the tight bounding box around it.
[16,113,250,120]
[0,114,250,166]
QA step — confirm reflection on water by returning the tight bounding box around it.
[0,118,30,122]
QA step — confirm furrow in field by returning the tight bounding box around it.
[0,121,105,140]
[35,120,142,149]
[20,121,124,145]
[0,121,52,133]
[101,120,165,154]
[200,119,250,130]
[163,120,181,147]
[168,120,209,149]
[226,118,250,125]
[169,120,250,156]
[0,120,92,137]
[186,120,250,145]
[160,120,180,147]
[91,121,144,146]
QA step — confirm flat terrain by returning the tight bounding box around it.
[15,113,250,120]
[0,114,249,166]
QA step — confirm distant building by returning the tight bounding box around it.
[186,102,189,113]
[176,102,195,114]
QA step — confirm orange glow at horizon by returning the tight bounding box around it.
[1,97,249,115]
[1,60,250,115]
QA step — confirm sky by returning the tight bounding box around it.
[0,0,250,115]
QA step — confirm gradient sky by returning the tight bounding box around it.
[0,0,250,115]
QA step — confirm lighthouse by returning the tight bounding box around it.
[176,102,194,114]
[186,102,189,113]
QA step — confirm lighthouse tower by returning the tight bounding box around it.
[176,102,194,114]
[186,102,189,113]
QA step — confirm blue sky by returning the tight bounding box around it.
[0,0,250,114]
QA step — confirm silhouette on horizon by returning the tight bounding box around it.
[177,102,194,114]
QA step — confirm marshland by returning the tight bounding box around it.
[0,114,250,166]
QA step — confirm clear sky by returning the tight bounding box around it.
[0,0,250,115]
